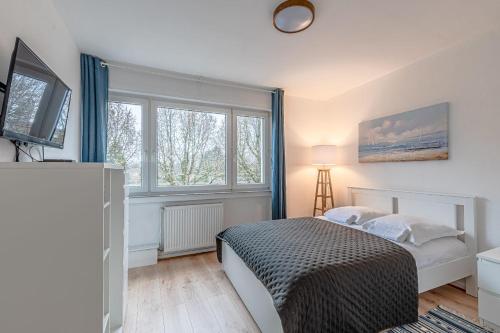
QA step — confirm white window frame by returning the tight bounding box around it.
[107,94,149,193]
[232,109,271,191]
[107,93,271,195]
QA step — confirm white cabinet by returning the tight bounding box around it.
[477,247,500,332]
[0,163,127,333]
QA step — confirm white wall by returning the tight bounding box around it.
[286,28,500,251]
[284,95,329,217]
[0,0,80,161]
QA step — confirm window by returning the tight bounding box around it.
[107,95,270,194]
[236,113,265,185]
[155,105,227,188]
[106,98,145,189]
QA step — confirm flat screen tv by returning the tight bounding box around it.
[0,38,72,149]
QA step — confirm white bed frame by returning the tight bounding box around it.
[221,187,477,333]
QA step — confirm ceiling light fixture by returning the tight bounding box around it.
[273,0,315,34]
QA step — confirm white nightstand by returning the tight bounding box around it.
[477,247,500,332]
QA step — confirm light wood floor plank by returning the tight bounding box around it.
[135,265,166,333]
[208,293,260,333]
[157,261,194,333]
[125,252,478,333]
[162,303,193,333]
[123,268,140,333]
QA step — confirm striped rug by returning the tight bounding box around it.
[389,306,493,333]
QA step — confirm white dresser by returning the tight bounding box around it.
[477,247,500,332]
[0,163,127,333]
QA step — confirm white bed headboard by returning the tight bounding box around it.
[348,187,477,255]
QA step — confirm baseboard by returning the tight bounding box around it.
[158,246,216,259]
[129,246,215,267]
[128,248,158,268]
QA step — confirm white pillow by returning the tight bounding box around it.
[363,214,463,246]
[408,221,464,246]
[324,206,388,225]
[362,215,411,242]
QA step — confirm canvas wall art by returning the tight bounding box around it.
[359,103,449,163]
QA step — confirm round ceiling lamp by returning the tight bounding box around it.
[273,0,315,34]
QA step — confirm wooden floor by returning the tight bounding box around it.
[124,252,478,333]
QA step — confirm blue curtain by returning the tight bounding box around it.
[271,89,287,220]
[80,53,108,162]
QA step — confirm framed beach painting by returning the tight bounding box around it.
[359,103,449,163]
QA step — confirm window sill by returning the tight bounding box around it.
[128,189,271,204]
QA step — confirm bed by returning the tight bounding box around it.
[218,187,477,333]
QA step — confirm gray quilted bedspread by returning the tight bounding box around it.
[216,217,418,333]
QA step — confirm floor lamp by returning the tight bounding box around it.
[312,145,337,216]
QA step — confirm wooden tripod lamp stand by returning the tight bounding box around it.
[312,145,337,216]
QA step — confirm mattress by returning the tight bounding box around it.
[317,216,468,269]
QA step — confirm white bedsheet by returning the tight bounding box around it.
[317,216,468,269]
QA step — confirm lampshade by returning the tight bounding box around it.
[312,145,337,166]
[273,0,315,33]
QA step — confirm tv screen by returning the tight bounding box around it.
[0,38,72,149]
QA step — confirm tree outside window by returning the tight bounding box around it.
[106,101,142,187]
[156,107,226,187]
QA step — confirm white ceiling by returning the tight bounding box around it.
[52,0,500,100]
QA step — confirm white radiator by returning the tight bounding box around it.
[161,203,224,256]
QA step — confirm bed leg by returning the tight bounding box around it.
[466,274,478,297]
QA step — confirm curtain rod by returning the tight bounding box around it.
[100,61,277,94]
